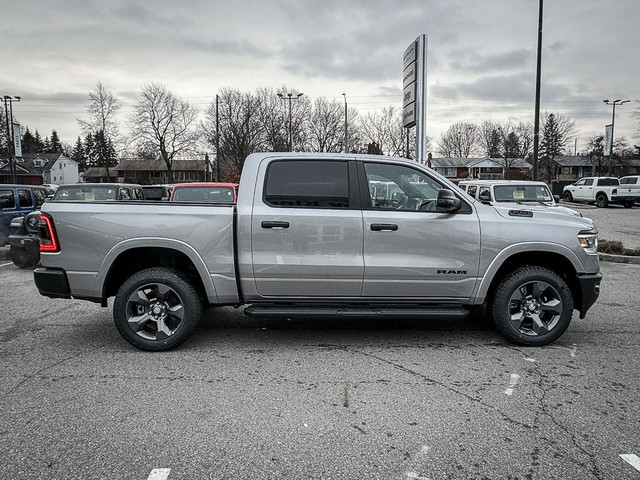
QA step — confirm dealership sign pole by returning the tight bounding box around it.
[403,34,428,163]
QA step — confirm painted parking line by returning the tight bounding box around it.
[0,262,13,268]
[620,454,640,472]
[147,469,171,480]
[504,373,520,396]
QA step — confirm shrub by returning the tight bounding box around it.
[598,239,624,255]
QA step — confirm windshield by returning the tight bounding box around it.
[493,184,553,203]
[172,186,234,203]
[53,185,119,201]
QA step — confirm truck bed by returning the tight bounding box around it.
[40,201,238,304]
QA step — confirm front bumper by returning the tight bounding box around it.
[576,272,602,319]
[34,268,71,299]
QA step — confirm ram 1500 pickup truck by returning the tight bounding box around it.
[34,153,602,351]
[563,176,639,208]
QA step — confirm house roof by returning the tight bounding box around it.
[116,158,206,172]
[552,156,592,167]
[0,153,72,175]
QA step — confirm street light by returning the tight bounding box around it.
[603,99,629,174]
[3,95,21,184]
[277,92,303,152]
[342,93,347,153]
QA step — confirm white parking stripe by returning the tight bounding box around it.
[147,469,171,480]
[504,373,520,396]
[620,454,640,472]
[0,262,13,268]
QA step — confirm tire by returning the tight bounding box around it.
[623,201,634,208]
[490,266,573,346]
[113,267,202,351]
[563,191,573,202]
[10,246,40,268]
[596,194,608,208]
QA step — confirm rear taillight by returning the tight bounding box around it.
[39,214,59,252]
[612,188,617,195]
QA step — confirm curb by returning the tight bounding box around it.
[598,252,640,265]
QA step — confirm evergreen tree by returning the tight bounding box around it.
[49,130,63,153]
[93,129,118,181]
[83,132,96,167]
[33,130,45,152]
[71,136,86,170]
[21,127,38,153]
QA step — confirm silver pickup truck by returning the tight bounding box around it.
[34,153,602,351]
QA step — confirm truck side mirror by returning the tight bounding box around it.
[553,195,560,203]
[436,189,461,213]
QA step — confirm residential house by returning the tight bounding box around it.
[429,156,531,180]
[546,155,640,181]
[112,158,211,184]
[0,153,79,185]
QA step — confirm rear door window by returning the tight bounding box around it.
[0,190,15,209]
[17,189,33,208]
[264,160,350,208]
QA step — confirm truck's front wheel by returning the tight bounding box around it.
[113,268,202,351]
[491,266,573,346]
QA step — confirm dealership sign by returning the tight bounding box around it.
[402,34,428,162]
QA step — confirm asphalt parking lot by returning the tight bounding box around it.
[1,260,639,480]
[563,201,640,250]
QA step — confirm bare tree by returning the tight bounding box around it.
[254,87,287,152]
[359,106,407,157]
[437,122,479,158]
[204,87,264,180]
[130,83,199,183]
[78,82,121,148]
[306,97,343,152]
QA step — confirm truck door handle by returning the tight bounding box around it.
[261,221,289,229]
[371,223,398,231]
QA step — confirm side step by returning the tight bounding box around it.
[244,303,469,320]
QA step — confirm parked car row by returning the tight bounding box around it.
[562,175,640,208]
[2,181,239,269]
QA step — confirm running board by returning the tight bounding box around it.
[244,303,469,320]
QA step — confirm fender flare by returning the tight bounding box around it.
[95,237,219,303]
[472,242,583,304]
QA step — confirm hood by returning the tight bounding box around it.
[491,201,582,217]
[491,204,595,229]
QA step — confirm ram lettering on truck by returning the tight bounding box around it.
[34,153,602,351]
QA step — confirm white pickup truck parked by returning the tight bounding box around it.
[33,153,602,351]
[562,176,638,208]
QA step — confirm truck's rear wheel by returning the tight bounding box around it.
[113,267,202,351]
[623,201,634,208]
[596,194,608,208]
[491,266,573,346]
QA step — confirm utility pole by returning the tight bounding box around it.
[532,0,543,181]
[342,93,348,153]
[3,95,21,184]
[215,94,220,181]
[277,92,303,152]
[603,99,629,175]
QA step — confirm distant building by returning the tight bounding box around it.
[429,157,531,180]
[0,153,79,185]
[82,158,212,184]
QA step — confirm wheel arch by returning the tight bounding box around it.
[474,245,582,312]
[98,239,218,306]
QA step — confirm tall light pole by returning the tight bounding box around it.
[342,93,348,153]
[603,99,629,175]
[3,95,21,184]
[532,0,543,181]
[277,92,303,152]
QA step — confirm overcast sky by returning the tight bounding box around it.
[2,0,639,153]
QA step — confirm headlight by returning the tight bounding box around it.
[578,229,598,255]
